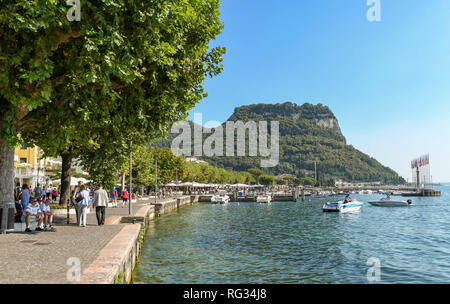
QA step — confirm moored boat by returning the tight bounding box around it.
[211,190,230,204]
[256,194,272,203]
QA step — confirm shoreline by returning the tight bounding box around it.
[79,195,196,284]
[0,196,197,284]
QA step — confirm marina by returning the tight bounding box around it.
[133,184,450,284]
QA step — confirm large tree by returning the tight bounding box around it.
[0,0,224,230]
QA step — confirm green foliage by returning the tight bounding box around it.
[209,103,404,184]
[0,0,225,184]
[296,177,317,186]
[120,147,260,187]
[155,102,405,184]
[259,174,275,186]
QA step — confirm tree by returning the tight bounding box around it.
[0,0,225,227]
[259,174,275,186]
[248,168,264,184]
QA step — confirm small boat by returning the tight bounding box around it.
[211,190,230,204]
[256,194,272,203]
[323,199,363,213]
[368,197,412,207]
[391,191,403,196]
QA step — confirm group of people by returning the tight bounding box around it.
[14,183,56,232]
[14,182,133,231]
[71,183,131,226]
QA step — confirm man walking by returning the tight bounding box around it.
[93,185,108,226]
[34,183,43,200]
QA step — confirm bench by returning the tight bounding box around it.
[14,214,38,232]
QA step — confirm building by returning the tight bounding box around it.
[14,144,61,187]
[185,157,208,165]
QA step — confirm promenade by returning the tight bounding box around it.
[0,198,185,284]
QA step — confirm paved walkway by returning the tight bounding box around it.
[0,199,166,284]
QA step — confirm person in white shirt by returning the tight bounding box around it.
[93,185,109,225]
[41,199,56,231]
[24,199,44,232]
[76,185,90,227]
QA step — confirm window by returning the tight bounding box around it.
[20,158,27,164]
[21,143,27,150]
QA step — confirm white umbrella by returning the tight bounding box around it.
[231,183,248,188]
[50,177,91,186]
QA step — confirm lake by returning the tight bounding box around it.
[133,184,450,284]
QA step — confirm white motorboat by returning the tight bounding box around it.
[211,190,230,204]
[323,199,363,213]
[256,194,272,203]
[368,197,412,207]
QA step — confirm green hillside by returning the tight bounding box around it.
[157,102,405,184]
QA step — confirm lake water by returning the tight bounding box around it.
[133,184,450,284]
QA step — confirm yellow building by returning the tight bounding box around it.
[14,143,38,168]
[14,144,61,187]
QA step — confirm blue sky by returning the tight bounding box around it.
[188,0,450,182]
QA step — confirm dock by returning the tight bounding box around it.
[198,189,300,203]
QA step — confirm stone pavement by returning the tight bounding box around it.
[0,199,164,284]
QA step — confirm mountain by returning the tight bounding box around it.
[157,102,405,184]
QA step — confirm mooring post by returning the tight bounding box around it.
[66,200,70,225]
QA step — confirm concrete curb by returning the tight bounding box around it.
[78,196,191,284]
[78,224,141,284]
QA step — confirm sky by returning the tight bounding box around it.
[187,0,450,182]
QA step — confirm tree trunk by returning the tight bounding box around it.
[0,139,15,233]
[60,152,73,206]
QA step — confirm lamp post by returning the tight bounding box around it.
[129,141,132,215]
[175,167,178,198]
[154,157,158,205]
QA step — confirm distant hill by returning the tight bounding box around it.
[156,102,405,184]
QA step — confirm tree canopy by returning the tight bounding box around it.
[0,0,225,213]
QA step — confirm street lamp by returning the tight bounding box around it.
[129,141,132,215]
[154,156,158,205]
[175,167,178,198]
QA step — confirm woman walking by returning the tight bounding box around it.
[121,188,129,208]
[76,185,90,227]
[51,188,58,202]
[72,181,84,225]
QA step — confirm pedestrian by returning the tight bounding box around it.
[93,185,108,225]
[34,183,43,200]
[121,188,129,208]
[110,187,118,207]
[46,187,51,200]
[14,182,21,202]
[75,184,90,227]
[51,187,58,202]
[20,184,31,211]
[72,181,84,225]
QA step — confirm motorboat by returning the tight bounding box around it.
[211,190,230,204]
[323,199,363,213]
[368,197,412,207]
[256,194,272,203]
